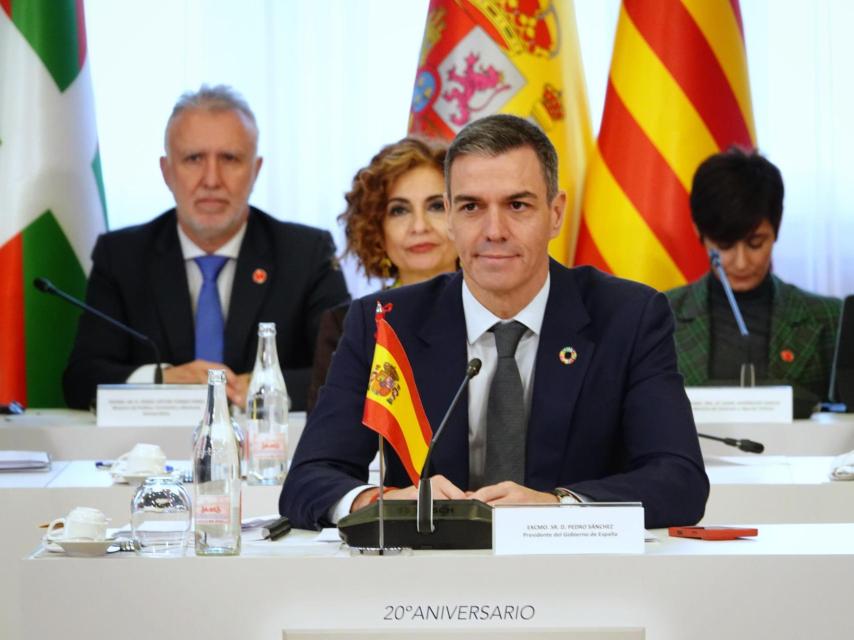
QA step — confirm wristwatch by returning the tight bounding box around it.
[552,487,582,504]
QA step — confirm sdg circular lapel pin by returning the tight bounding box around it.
[559,346,577,365]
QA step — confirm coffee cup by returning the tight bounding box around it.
[46,507,109,541]
[115,443,166,476]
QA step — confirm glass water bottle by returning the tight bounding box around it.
[193,369,241,555]
[244,322,289,486]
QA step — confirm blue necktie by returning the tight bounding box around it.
[194,255,229,362]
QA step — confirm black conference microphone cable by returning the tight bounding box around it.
[33,277,164,384]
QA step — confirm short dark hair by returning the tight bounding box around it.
[690,147,784,244]
[445,114,558,201]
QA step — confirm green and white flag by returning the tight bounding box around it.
[0,0,106,407]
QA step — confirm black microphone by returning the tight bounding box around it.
[417,358,482,534]
[33,277,164,384]
[698,432,765,454]
[709,249,755,387]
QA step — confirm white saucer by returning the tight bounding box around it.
[43,535,116,557]
[115,473,154,485]
[111,469,164,485]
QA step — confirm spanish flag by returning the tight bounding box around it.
[362,305,432,486]
[575,0,756,290]
[408,0,591,265]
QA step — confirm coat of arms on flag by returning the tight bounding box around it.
[409,0,592,266]
[369,362,401,405]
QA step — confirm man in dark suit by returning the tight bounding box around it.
[63,86,348,411]
[281,114,708,529]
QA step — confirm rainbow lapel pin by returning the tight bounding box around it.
[559,346,577,365]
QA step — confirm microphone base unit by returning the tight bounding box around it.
[338,499,492,550]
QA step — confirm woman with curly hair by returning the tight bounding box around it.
[307,137,457,411]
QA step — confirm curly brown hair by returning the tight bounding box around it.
[340,136,448,280]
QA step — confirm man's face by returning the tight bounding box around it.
[446,146,565,317]
[704,218,776,292]
[160,108,262,251]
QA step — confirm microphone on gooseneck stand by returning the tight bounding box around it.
[417,358,482,534]
[709,250,755,387]
[33,277,164,384]
[697,432,765,454]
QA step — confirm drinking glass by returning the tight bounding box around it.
[131,476,192,556]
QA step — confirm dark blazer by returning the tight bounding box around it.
[305,302,349,414]
[62,207,349,411]
[281,260,708,530]
[666,273,841,402]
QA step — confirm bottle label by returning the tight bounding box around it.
[249,432,287,461]
[195,495,231,525]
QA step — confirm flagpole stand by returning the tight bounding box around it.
[349,435,407,556]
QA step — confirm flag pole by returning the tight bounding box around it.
[377,433,386,554]
[349,301,405,554]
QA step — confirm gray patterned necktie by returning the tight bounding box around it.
[484,320,528,486]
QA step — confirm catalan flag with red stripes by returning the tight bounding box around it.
[362,305,433,486]
[409,0,591,265]
[1,0,107,407]
[575,0,756,290]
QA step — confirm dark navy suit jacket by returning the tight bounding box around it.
[63,207,349,411]
[281,260,708,529]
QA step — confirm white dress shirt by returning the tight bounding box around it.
[176,222,246,318]
[126,222,247,383]
[328,275,551,523]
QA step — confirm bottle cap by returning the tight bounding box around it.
[258,322,276,337]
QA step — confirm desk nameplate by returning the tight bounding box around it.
[96,384,206,427]
[686,386,793,424]
[492,503,644,555]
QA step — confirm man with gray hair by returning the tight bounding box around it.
[281,113,708,530]
[64,85,349,411]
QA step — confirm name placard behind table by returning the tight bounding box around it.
[686,386,793,424]
[96,384,206,427]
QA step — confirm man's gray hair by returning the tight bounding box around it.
[164,84,257,150]
[445,114,559,201]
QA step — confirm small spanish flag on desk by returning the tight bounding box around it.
[362,303,432,486]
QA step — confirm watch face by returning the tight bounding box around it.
[554,488,580,504]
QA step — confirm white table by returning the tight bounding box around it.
[1,462,280,640]
[695,412,854,456]
[4,456,854,638]
[17,523,854,639]
[5,409,852,460]
[4,411,853,639]
[0,408,307,459]
[701,455,854,523]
